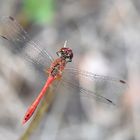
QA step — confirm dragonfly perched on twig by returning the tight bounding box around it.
[0,16,127,125]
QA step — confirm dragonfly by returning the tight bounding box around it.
[0,16,127,125]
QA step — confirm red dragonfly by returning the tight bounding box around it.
[0,16,127,125]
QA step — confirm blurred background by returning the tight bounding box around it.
[0,0,139,140]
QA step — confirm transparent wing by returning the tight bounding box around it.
[62,68,127,105]
[0,16,53,72]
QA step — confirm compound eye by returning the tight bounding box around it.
[69,52,73,59]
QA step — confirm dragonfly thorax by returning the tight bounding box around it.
[48,58,67,79]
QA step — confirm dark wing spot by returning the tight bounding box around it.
[0,36,8,40]
[106,98,115,105]
[9,16,15,21]
[120,80,126,84]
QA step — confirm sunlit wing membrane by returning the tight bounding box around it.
[0,16,53,72]
[62,68,127,105]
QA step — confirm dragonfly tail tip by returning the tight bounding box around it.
[22,119,27,125]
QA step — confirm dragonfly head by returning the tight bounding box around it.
[56,47,73,62]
